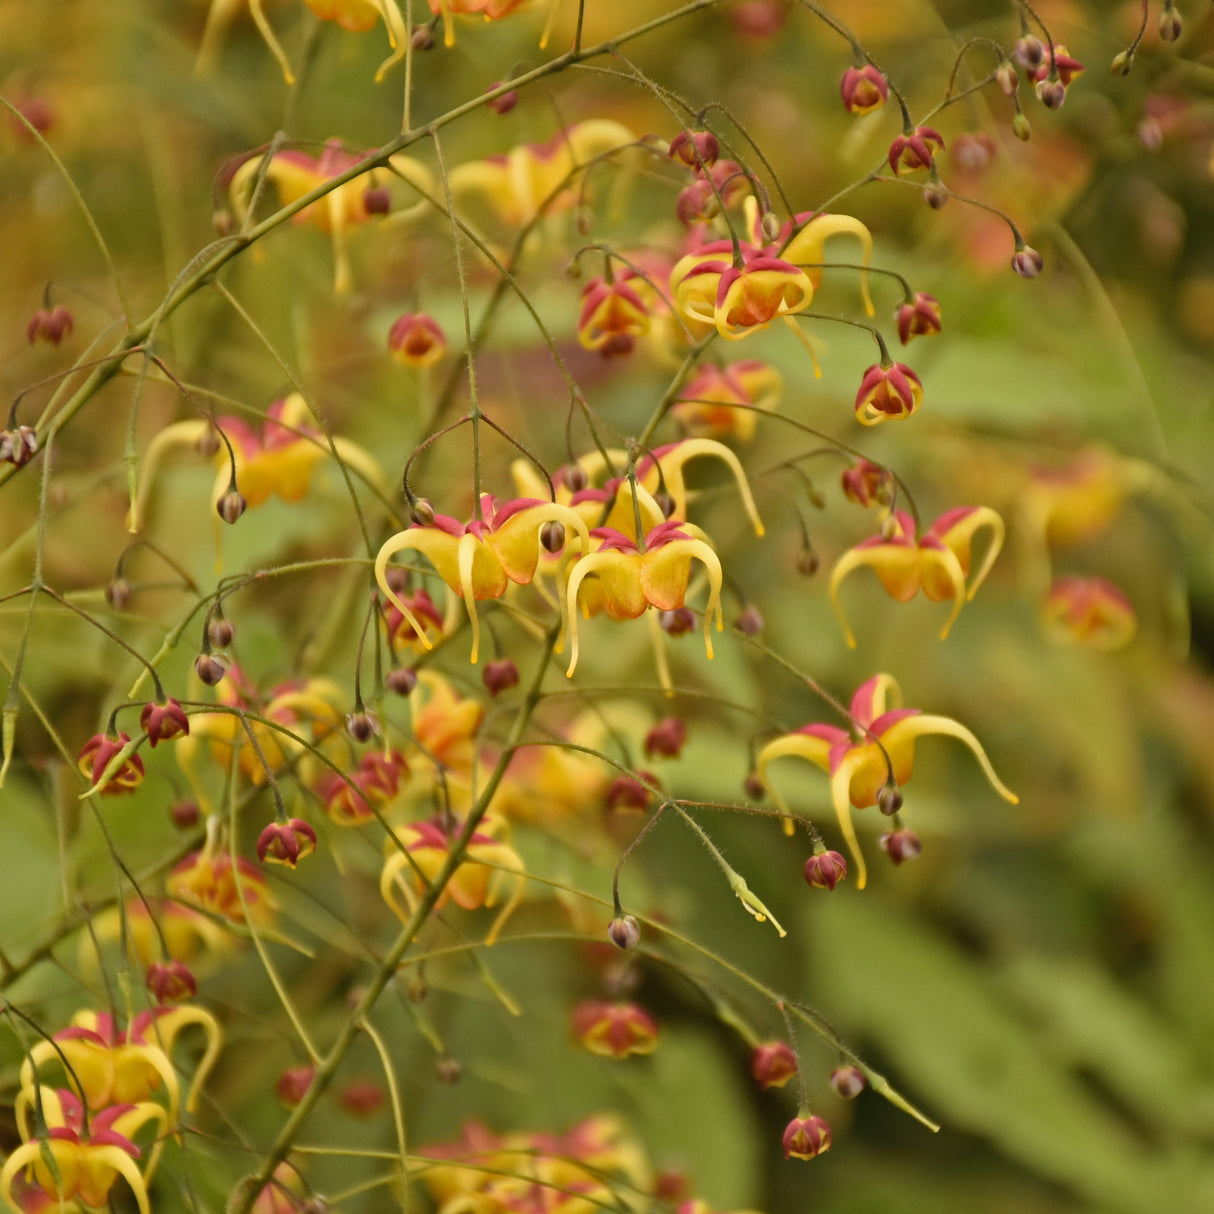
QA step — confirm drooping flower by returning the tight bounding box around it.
[895,292,942,344]
[854,361,923,425]
[672,360,782,441]
[257,818,319,867]
[316,747,408,824]
[829,506,1004,647]
[888,126,945,175]
[77,732,144,796]
[840,65,889,115]
[140,698,190,748]
[388,312,447,368]
[379,814,525,945]
[756,673,1018,887]
[1041,576,1136,650]
[571,1000,659,1058]
[782,1114,831,1160]
[751,1041,798,1090]
[577,272,653,355]
[375,495,591,664]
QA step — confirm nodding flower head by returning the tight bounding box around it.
[751,1041,798,1090]
[140,698,190,747]
[27,304,74,345]
[756,673,1017,888]
[840,65,889,115]
[577,272,653,355]
[389,313,447,368]
[673,359,782,442]
[78,732,144,795]
[257,818,319,868]
[572,1000,659,1058]
[888,126,945,175]
[1041,576,1136,651]
[668,130,720,169]
[317,748,409,824]
[895,292,942,344]
[782,1114,832,1160]
[854,362,923,425]
[829,506,1004,647]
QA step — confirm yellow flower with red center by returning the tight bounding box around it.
[1,1088,166,1214]
[228,139,432,291]
[408,671,486,779]
[168,842,276,929]
[853,361,923,425]
[388,312,447,368]
[1041,576,1136,650]
[380,814,525,944]
[829,506,1004,647]
[375,495,591,664]
[672,359,782,441]
[577,272,653,355]
[757,673,1018,887]
[563,521,723,676]
[571,1000,659,1058]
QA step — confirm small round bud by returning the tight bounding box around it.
[804,850,848,891]
[605,771,658,813]
[212,209,234,236]
[877,782,903,816]
[668,130,720,169]
[830,1065,867,1099]
[751,1041,798,1090]
[339,1080,384,1119]
[743,773,765,800]
[540,521,566,553]
[436,1057,462,1084]
[924,185,948,210]
[783,1114,832,1161]
[106,577,132,610]
[562,464,589,493]
[146,960,197,1003]
[1159,6,1182,41]
[410,498,435,526]
[195,653,227,686]
[1011,245,1044,278]
[879,827,923,865]
[483,658,520,697]
[760,211,782,242]
[195,427,221,457]
[644,717,687,759]
[1014,34,1045,71]
[796,547,819,577]
[170,800,201,830]
[208,616,235,647]
[565,258,583,281]
[487,84,518,115]
[0,426,38,468]
[659,607,696,637]
[608,914,641,950]
[995,61,1019,95]
[1012,112,1032,141]
[257,818,318,867]
[217,488,247,525]
[386,667,418,696]
[362,185,391,215]
[410,23,435,50]
[1110,50,1134,76]
[735,605,764,636]
[1036,78,1066,110]
[346,710,379,743]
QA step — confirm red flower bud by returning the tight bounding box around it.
[483,659,520,697]
[339,1079,384,1118]
[830,1065,867,1099]
[146,960,197,1003]
[27,305,73,345]
[77,731,145,794]
[608,915,641,950]
[386,667,418,696]
[888,126,944,175]
[277,1065,315,1107]
[895,292,942,344]
[257,818,318,868]
[659,607,696,637]
[840,65,888,116]
[1011,245,1044,278]
[879,827,922,865]
[751,1041,798,1090]
[668,130,720,169]
[782,1114,831,1160]
[346,710,379,743]
[605,772,659,813]
[572,999,659,1058]
[804,850,848,890]
[840,458,893,507]
[140,698,190,747]
[644,717,687,759]
[170,800,201,830]
[362,186,391,214]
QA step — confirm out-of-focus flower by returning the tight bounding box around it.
[27,305,73,345]
[840,458,894,508]
[757,673,1017,887]
[571,1000,659,1058]
[829,506,1004,646]
[577,272,653,355]
[257,818,319,867]
[840,65,888,115]
[380,814,525,944]
[751,1041,798,1090]
[317,748,408,824]
[389,313,447,367]
[426,0,534,47]
[830,1065,866,1098]
[803,849,848,890]
[1041,576,1136,650]
[672,360,782,441]
[168,847,276,928]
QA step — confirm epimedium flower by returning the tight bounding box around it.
[672,359,782,441]
[854,361,923,425]
[895,292,942,344]
[840,457,894,508]
[427,0,537,46]
[375,495,592,665]
[829,506,1005,647]
[571,1000,659,1059]
[751,1041,798,1090]
[145,960,197,1004]
[168,846,276,929]
[888,126,945,175]
[379,813,525,945]
[782,1114,831,1161]
[227,139,432,292]
[577,271,653,356]
[140,698,189,748]
[756,673,1018,888]
[27,304,73,345]
[388,312,447,368]
[1,1087,166,1214]
[382,585,446,653]
[840,64,889,115]
[1041,576,1136,651]
[316,748,408,825]
[77,732,144,796]
[82,899,231,972]
[127,393,382,534]
[257,818,318,867]
[19,1005,222,1122]
[563,521,724,677]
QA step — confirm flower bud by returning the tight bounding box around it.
[170,800,201,830]
[743,772,765,800]
[0,426,38,467]
[1036,78,1066,110]
[410,498,435,526]
[751,1041,798,1090]
[659,607,696,637]
[483,658,520,697]
[895,292,942,344]
[995,61,1019,95]
[1011,245,1044,278]
[146,960,197,1003]
[653,490,676,519]
[436,1057,462,1084]
[140,697,190,747]
[277,1065,315,1107]
[782,1114,831,1160]
[879,827,922,865]
[339,1080,384,1118]
[346,710,379,743]
[27,305,73,345]
[386,667,418,696]
[487,84,518,115]
[605,771,658,813]
[562,464,589,492]
[195,652,227,686]
[804,850,848,890]
[106,577,132,610]
[796,547,819,576]
[213,209,234,236]
[1159,5,1182,41]
[257,818,319,867]
[839,64,889,116]
[830,1065,866,1099]
[668,130,720,169]
[77,732,145,795]
[217,488,247,524]
[1012,112,1032,141]
[410,23,435,50]
[888,126,945,175]
[1110,50,1134,76]
[923,185,949,210]
[608,914,641,950]
[572,999,659,1058]
[540,521,566,553]
[644,717,687,759]
[362,186,391,215]
[735,605,764,636]
[208,616,235,647]
[1014,34,1045,71]
[877,782,903,816]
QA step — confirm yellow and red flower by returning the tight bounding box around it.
[388,312,447,368]
[672,360,782,441]
[571,1000,659,1059]
[829,506,1004,647]
[854,361,923,425]
[756,673,1018,887]
[1041,576,1136,650]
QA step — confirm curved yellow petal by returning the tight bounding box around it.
[829,749,871,890]
[829,544,919,649]
[375,533,440,652]
[782,214,874,317]
[641,440,764,536]
[127,419,211,534]
[881,713,1019,805]
[457,530,484,664]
